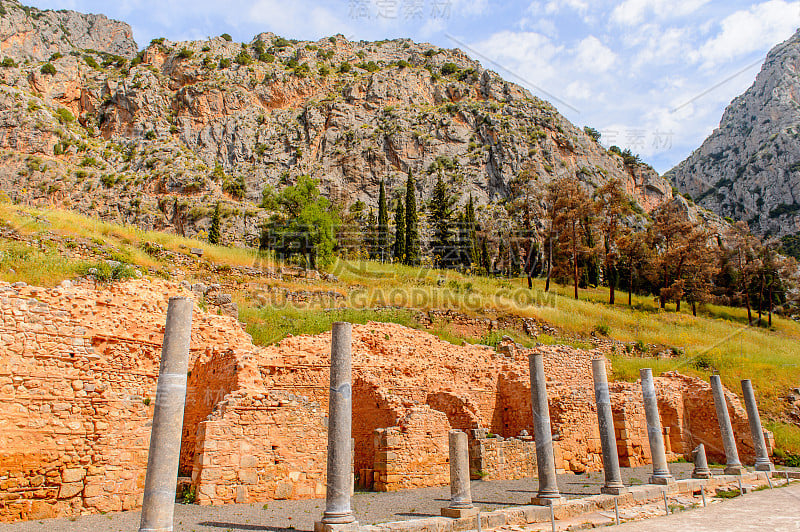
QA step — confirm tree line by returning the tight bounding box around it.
[225,170,797,325]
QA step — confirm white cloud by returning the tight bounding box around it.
[565,80,593,100]
[611,0,711,26]
[692,0,800,67]
[247,0,352,39]
[574,35,616,73]
[472,31,563,83]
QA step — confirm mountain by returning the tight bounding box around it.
[667,29,800,238]
[0,1,676,245]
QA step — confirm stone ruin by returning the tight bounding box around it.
[0,278,761,522]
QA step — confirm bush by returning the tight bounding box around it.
[55,107,75,123]
[440,62,459,76]
[177,48,194,59]
[40,62,56,75]
[357,61,379,72]
[235,50,252,65]
[339,61,351,73]
[82,261,135,283]
[49,52,63,61]
[223,175,246,199]
[259,52,274,63]
[99,174,116,188]
[1,57,16,67]
[594,324,611,336]
[144,130,157,140]
[218,57,231,69]
[83,55,99,69]
[221,33,232,42]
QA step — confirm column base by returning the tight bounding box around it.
[649,475,676,485]
[600,485,630,495]
[314,521,360,532]
[724,465,746,475]
[441,506,479,518]
[531,496,567,506]
[755,462,775,472]
[692,470,712,479]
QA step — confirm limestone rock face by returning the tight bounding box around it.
[667,29,800,237]
[0,5,675,245]
[0,0,137,62]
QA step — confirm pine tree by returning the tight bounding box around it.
[404,171,420,265]
[393,196,405,262]
[594,178,633,304]
[208,202,221,245]
[429,175,456,269]
[377,180,389,262]
[457,212,469,270]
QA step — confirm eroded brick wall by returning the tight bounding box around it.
[469,435,537,481]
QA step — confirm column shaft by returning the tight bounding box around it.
[639,368,674,484]
[710,375,744,475]
[741,379,774,471]
[139,297,193,532]
[441,430,477,518]
[529,353,564,504]
[592,359,626,494]
[321,322,356,524]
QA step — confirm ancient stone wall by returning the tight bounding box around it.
[372,407,451,491]
[469,434,537,481]
[0,279,765,522]
[191,391,328,505]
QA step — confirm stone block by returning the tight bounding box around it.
[57,482,83,499]
[238,469,257,485]
[235,485,248,503]
[61,468,85,483]
[274,481,293,499]
[441,506,478,518]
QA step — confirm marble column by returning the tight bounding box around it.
[710,375,745,475]
[441,430,478,518]
[639,368,674,485]
[592,358,627,495]
[529,353,566,505]
[741,379,774,471]
[139,297,193,532]
[692,443,712,479]
[316,323,358,531]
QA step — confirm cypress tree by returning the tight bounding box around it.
[464,196,476,269]
[377,180,389,262]
[208,202,221,245]
[393,196,405,262]
[457,212,469,270]
[430,175,455,269]
[404,171,420,265]
[365,208,377,260]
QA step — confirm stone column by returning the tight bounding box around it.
[441,430,478,518]
[710,375,745,475]
[529,353,566,505]
[639,368,674,485]
[692,444,712,479]
[139,297,193,532]
[741,379,774,471]
[592,358,627,495]
[316,323,358,531]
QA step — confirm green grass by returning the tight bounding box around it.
[0,239,89,287]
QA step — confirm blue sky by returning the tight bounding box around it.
[27,0,800,173]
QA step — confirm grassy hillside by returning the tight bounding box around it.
[1,201,799,457]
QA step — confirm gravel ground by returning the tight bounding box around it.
[0,463,752,532]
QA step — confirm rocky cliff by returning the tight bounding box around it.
[667,29,800,237]
[0,1,675,245]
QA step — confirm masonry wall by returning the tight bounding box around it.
[469,435,537,481]
[373,407,451,491]
[191,391,328,505]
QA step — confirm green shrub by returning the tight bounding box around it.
[55,107,74,123]
[99,174,116,188]
[221,33,232,42]
[1,57,16,67]
[144,130,157,140]
[83,55,99,69]
[594,324,611,336]
[223,175,246,199]
[339,61,351,73]
[218,57,231,69]
[440,62,458,75]
[177,48,194,59]
[40,62,56,75]
[259,52,274,63]
[49,52,63,61]
[82,261,135,283]
[235,50,252,65]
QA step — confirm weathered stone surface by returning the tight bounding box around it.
[669,29,800,236]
